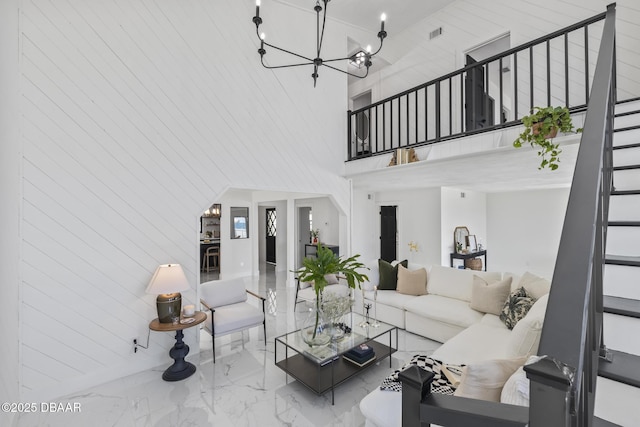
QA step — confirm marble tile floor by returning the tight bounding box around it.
[13,264,638,426]
[12,266,441,427]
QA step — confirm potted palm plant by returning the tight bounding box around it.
[293,244,369,346]
[513,106,581,170]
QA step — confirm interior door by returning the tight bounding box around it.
[266,208,276,264]
[380,206,397,262]
[465,55,493,131]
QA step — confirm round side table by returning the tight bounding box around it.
[149,311,206,381]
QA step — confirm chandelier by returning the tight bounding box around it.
[252,0,388,87]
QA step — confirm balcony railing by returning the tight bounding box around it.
[399,3,617,426]
[347,8,611,161]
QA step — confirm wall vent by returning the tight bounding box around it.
[429,27,443,40]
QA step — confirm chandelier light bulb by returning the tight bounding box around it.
[366,45,372,53]
[255,0,260,18]
[380,13,386,22]
[380,13,386,32]
[260,32,265,40]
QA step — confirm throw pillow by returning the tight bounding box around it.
[500,287,536,330]
[378,259,408,290]
[380,355,462,394]
[470,275,512,315]
[396,264,428,296]
[454,356,527,402]
[517,271,551,300]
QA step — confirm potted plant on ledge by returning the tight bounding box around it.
[513,106,581,170]
[293,244,369,347]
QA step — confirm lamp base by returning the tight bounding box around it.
[157,293,182,323]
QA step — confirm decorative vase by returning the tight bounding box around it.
[321,293,352,341]
[300,305,331,347]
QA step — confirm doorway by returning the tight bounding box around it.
[266,208,276,265]
[380,205,397,262]
[464,33,511,131]
[297,206,312,268]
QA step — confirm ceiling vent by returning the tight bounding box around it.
[429,27,443,40]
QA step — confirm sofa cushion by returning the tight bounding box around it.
[454,357,527,402]
[428,265,501,302]
[378,259,408,290]
[404,295,484,329]
[500,287,536,330]
[507,293,548,357]
[365,289,416,310]
[396,264,428,296]
[517,271,551,299]
[432,322,514,366]
[470,275,512,315]
[500,366,529,406]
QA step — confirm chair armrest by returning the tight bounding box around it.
[200,299,214,312]
[246,290,266,301]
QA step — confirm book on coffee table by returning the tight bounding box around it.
[343,353,376,367]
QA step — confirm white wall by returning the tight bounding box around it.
[361,188,442,266]
[0,0,20,412]
[351,0,639,103]
[15,0,352,401]
[487,188,570,278]
[441,188,487,267]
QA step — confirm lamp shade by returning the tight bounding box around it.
[146,264,190,295]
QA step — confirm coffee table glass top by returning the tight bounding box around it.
[275,312,396,365]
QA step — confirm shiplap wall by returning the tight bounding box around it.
[0,0,21,411]
[350,0,640,105]
[16,0,352,401]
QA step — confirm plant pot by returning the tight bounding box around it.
[532,122,559,139]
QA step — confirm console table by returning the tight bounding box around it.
[450,250,487,271]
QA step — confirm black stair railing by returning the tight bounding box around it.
[399,3,617,426]
[347,8,611,161]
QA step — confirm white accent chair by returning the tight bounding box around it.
[200,278,266,363]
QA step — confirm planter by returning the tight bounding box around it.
[532,122,559,139]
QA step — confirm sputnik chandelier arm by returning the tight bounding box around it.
[252,0,387,87]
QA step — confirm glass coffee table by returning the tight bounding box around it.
[274,312,398,404]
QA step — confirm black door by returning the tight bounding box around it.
[380,206,397,262]
[266,208,276,264]
[465,55,494,131]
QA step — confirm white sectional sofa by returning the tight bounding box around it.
[355,260,551,427]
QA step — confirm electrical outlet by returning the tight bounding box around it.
[133,338,138,353]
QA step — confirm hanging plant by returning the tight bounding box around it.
[513,106,582,170]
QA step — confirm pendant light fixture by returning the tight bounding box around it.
[252,0,388,87]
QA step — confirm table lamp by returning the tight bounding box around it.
[146,264,190,323]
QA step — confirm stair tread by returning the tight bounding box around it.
[599,350,640,388]
[594,416,622,427]
[611,189,640,195]
[603,295,640,318]
[608,221,640,226]
[605,255,640,266]
[612,142,640,150]
[613,164,640,171]
[615,109,640,118]
[614,125,640,133]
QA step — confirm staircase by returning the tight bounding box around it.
[596,100,640,425]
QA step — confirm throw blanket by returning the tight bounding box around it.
[380,355,463,395]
